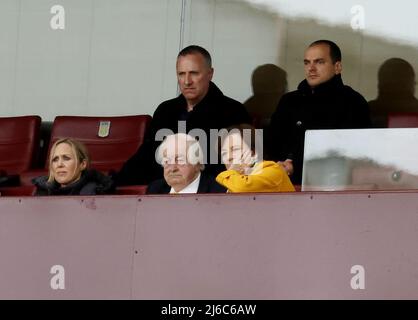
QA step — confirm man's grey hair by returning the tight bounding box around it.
[156,133,205,171]
[177,45,212,68]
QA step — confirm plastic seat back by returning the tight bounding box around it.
[48,115,152,173]
[0,116,41,175]
[387,112,418,128]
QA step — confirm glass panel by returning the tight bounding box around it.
[302,128,418,191]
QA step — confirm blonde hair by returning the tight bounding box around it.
[47,138,90,183]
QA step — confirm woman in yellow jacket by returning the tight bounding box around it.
[216,124,295,193]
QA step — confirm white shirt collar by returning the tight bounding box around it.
[169,173,201,194]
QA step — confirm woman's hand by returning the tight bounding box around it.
[228,162,247,174]
[278,159,294,176]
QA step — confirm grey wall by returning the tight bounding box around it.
[0,0,182,120]
[0,0,417,122]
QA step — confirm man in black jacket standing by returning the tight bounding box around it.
[267,40,371,184]
[116,45,251,185]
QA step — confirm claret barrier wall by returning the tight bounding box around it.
[0,191,417,299]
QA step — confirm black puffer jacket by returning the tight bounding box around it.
[267,75,371,184]
[33,170,114,196]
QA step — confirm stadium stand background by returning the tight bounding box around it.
[0,0,417,125]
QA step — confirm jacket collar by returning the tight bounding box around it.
[160,172,206,193]
[298,74,344,95]
[33,169,113,194]
[178,81,224,110]
[33,171,89,194]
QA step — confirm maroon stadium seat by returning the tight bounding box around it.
[387,112,418,128]
[0,185,36,196]
[115,185,147,195]
[19,169,48,187]
[0,116,41,176]
[47,115,152,173]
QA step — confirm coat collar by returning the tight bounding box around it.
[297,74,344,95]
[177,81,224,110]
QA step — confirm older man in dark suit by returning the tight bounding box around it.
[146,133,225,194]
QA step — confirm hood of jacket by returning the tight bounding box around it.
[32,169,114,195]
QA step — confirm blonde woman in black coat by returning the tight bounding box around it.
[33,138,113,196]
